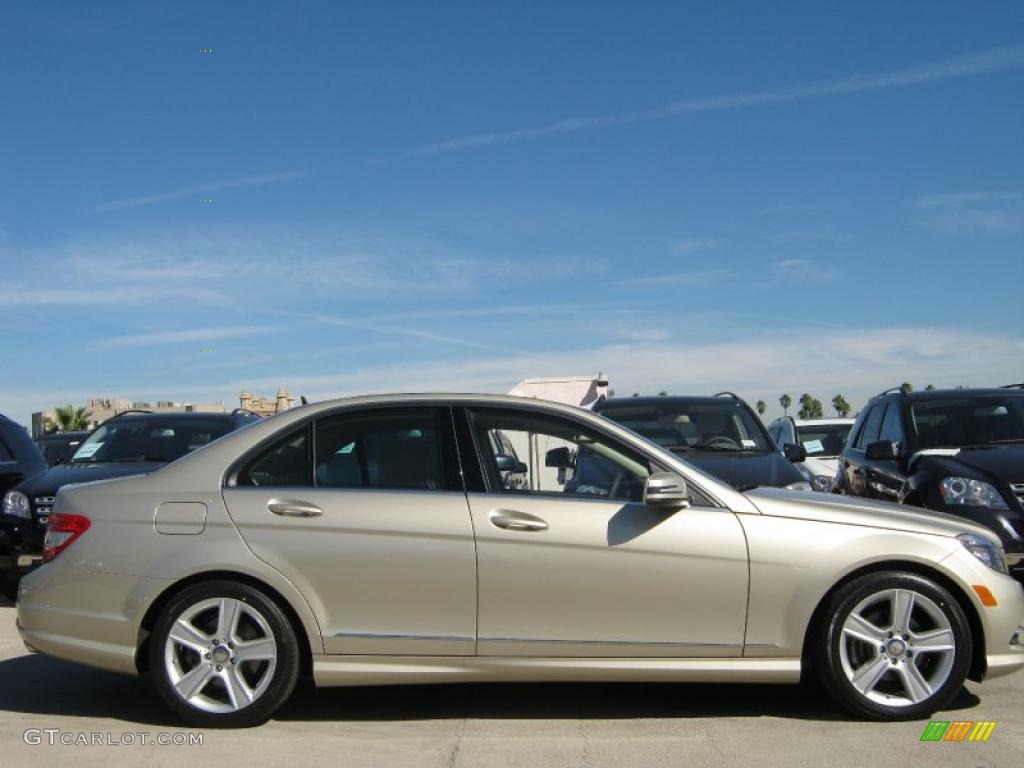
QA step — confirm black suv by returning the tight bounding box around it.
[0,414,48,599]
[836,385,1024,581]
[34,430,91,466]
[0,409,260,599]
[594,393,810,491]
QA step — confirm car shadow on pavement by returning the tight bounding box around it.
[274,680,982,724]
[0,648,981,726]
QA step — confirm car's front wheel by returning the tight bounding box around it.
[149,580,301,727]
[814,571,971,720]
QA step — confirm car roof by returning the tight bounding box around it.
[595,395,743,409]
[874,387,1024,403]
[790,417,855,425]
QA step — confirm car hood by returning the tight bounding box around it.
[746,486,995,540]
[912,445,1024,483]
[12,461,165,497]
[671,450,804,489]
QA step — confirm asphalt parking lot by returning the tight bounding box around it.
[0,600,1020,767]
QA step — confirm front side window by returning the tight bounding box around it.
[911,395,1024,449]
[854,405,886,449]
[468,408,652,501]
[878,404,905,448]
[314,408,444,490]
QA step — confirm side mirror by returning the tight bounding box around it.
[643,472,691,510]
[545,447,574,468]
[783,443,806,463]
[495,454,526,473]
[865,440,898,461]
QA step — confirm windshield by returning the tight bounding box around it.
[794,423,852,457]
[911,395,1024,449]
[599,402,770,452]
[71,418,232,464]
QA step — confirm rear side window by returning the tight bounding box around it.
[855,405,886,449]
[314,408,444,490]
[237,428,310,487]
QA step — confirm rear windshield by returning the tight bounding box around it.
[71,418,231,463]
[600,402,770,452]
[794,423,852,457]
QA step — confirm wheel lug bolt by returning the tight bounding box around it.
[216,665,222,671]
[204,653,211,659]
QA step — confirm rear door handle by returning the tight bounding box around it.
[489,509,548,532]
[267,499,323,517]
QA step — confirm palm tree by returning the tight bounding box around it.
[798,393,824,419]
[924,384,936,391]
[755,400,767,416]
[779,393,792,415]
[901,382,914,393]
[44,403,92,434]
[658,390,668,397]
[831,394,851,417]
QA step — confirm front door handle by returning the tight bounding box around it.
[489,509,548,532]
[267,499,323,517]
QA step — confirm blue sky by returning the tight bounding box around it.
[2,0,1023,425]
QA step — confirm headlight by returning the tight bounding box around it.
[1,490,31,519]
[957,533,1008,574]
[784,481,812,491]
[940,477,1009,510]
[811,474,834,492]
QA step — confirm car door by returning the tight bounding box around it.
[863,402,907,501]
[457,405,749,658]
[222,405,477,656]
[842,403,885,496]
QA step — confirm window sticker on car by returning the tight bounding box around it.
[741,439,757,449]
[802,439,824,453]
[74,441,103,458]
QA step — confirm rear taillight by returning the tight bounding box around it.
[43,513,91,563]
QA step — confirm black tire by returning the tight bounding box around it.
[149,580,301,727]
[813,571,971,720]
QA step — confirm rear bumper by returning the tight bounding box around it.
[16,559,171,676]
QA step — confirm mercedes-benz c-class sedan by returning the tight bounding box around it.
[16,394,1024,727]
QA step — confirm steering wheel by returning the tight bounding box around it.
[703,435,741,449]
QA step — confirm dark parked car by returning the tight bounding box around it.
[34,430,91,466]
[0,409,261,598]
[594,394,811,491]
[0,414,48,599]
[835,385,1024,582]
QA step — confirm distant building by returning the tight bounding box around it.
[31,397,226,438]
[239,388,295,418]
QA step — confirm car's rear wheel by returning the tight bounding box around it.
[814,571,971,720]
[149,580,300,727]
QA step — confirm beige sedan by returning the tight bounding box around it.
[16,394,1024,727]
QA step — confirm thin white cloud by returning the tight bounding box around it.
[91,325,284,350]
[762,202,846,214]
[409,46,1024,156]
[92,171,313,213]
[913,191,1023,235]
[913,191,1021,209]
[625,268,734,286]
[672,237,722,255]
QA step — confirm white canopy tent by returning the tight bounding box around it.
[506,374,612,410]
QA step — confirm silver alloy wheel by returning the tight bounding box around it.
[838,588,956,707]
[164,597,278,714]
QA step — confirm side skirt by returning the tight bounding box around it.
[312,655,801,687]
